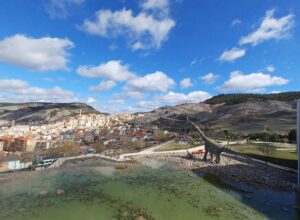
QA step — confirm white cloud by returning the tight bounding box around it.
[81,8,175,50]
[141,0,169,10]
[190,57,205,67]
[130,100,161,112]
[123,91,147,100]
[0,79,76,102]
[219,71,289,92]
[270,90,281,94]
[125,71,175,93]
[46,0,85,19]
[201,73,219,84]
[90,80,117,92]
[140,0,169,15]
[180,78,192,88]
[231,19,242,27]
[0,34,74,72]
[266,65,275,72]
[160,91,212,105]
[107,99,125,105]
[219,47,246,62]
[86,97,96,104]
[239,9,295,46]
[77,60,136,81]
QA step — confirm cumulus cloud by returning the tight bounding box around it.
[0,34,74,72]
[77,60,136,81]
[201,73,219,84]
[159,91,212,105]
[90,80,117,92]
[141,0,169,10]
[125,71,175,93]
[86,97,96,104]
[122,91,147,100]
[219,47,246,62]
[180,78,192,88]
[81,7,175,50]
[239,9,295,46]
[266,65,275,72]
[219,71,289,92]
[140,0,169,15]
[0,79,76,102]
[46,0,85,19]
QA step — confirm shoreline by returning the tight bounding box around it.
[0,153,297,192]
[134,153,297,192]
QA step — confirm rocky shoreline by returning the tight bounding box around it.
[135,153,297,192]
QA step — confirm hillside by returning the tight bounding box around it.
[0,102,102,126]
[204,92,300,105]
[133,92,299,135]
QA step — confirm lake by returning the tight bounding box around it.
[0,159,297,220]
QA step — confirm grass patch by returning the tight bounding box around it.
[230,143,297,169]
[155,141,195,152]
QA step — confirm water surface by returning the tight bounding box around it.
[0,159,296,220]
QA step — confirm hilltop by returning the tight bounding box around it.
[204,92,300,105]
[0,102,103,126]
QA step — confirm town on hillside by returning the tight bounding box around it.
[0,111,197,172]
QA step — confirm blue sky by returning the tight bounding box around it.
[0,0,299,113]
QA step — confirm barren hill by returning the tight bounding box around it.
[0,102,103,126]
[133,92,300,135]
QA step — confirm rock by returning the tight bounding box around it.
[39,190,48,197]
[215,207,223,212]
[56,189,65,196]
[135,216,146,220]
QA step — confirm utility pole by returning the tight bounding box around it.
[297,100,300,209]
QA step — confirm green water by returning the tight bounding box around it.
[0,159,270,220]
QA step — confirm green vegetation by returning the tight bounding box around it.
[205,92,300,105]
[247,129,297,143]
[155,140,195,152]
[50,110,58,118]
[230,143,297,169]
[288,129,297,144]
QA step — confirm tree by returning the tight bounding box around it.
[257,144,276,165]
[133,140,146,151]
[153,130,165,142]
[288,129,297,144]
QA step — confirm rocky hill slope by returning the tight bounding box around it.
[0,102,102,126]
[133,92,300,135]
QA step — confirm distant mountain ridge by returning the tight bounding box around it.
[0,102,103,125]
[133,92,300,135]
[204,92,300,105]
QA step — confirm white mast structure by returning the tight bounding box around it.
[297,101,300,188]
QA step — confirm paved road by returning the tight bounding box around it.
[119,144,204,160]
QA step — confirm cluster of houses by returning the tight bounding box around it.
[0,112,179,172]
